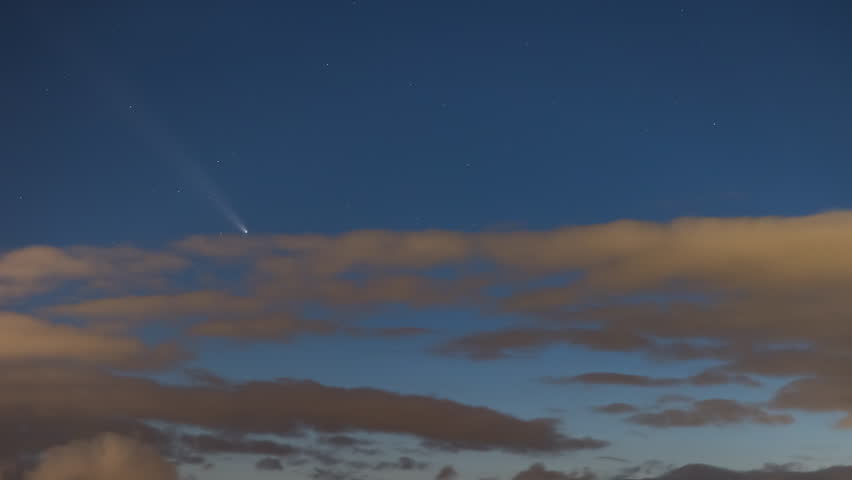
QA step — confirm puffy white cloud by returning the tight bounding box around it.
[26,433,177,480]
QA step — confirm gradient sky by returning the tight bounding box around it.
[3,2,852,480]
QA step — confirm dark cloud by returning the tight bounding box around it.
[614,460,673,479]
[627,399,794,428]
[0,365,604,454]
[318,435,373,448]
[761,462,803,472]
[373,456,428,471]
[543,371,759,388]
[511,463,596,480]
[597,456,629,463]
[436,465,458,480]
[544,373,680,387]
[183,367,229,388]
[434,328,649,360]
[656,394,693,405]
[256,457,284,471]
[179,433,298,456]
[347,327,433,337]
[303,450,346,467]
[771,377,852,428]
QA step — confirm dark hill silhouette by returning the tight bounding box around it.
[638,464,852,480]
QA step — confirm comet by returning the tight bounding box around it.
[180,156,249,235]
[65,53,249,234]
[116,97,249,234]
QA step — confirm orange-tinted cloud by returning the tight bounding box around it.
[0,312,185,370]
[18,211,852,431]
[46,291,264,321]
[26,433,178,480]
[0,245,187,303]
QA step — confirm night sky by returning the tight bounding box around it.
[3,2,852,480]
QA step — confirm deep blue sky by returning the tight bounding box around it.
[3,3,852,480]
[4,1,852,249]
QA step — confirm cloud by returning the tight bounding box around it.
[511,463,596,480]
[256,457,284,471]
[546,372,681,387]
[434,328,649,360]
[0,312,186,370]
[373,456,428,471]
[597,456,629,463]
[179,230,472,272]
[613,459,673,479]
[46,291,264,322]
[436,465,458,480]
[27,213,852,388]
[626,399,794,428]
[17,212,852,444]
[484,211,852,290]
[771,377,852,428]
[317,435,378,456]
[0,365,605,454]
[347,326,433,337]
[319,435,373,448]
[179,433,298,456]
[0,247,92,301]
[655,394,693,405]
[0,417,169,462]
[183,367,229,387]
[543,371,759,388]
[0,245,186,303]
[25,432,177,480]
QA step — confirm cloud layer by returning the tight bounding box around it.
[8,211,852,475]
